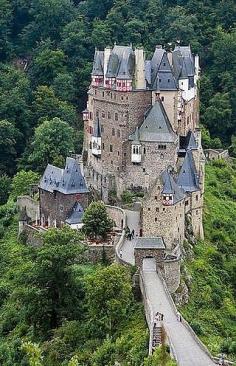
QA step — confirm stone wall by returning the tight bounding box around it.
[22,224,116,264]
[134,248,165,271]
[106,205,125,229]
[204,149,229,161]
[121,140,178,194]
[86,244,115,264]
[39,189,88,227]
[17,195,39,222]
[164,259,181,293]
[142,178,185,251]
[84,87,152,198]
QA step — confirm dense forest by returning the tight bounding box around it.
[0,0,236,365]
[0,0,236,184]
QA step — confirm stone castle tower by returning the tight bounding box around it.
[83,44,204,247]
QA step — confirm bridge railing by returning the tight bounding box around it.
[157,271,220,364]
[139,271,154,354]
[140,270,179,361]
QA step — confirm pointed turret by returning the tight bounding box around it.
[177,150,199,192]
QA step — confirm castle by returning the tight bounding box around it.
[83,44,205,253]
[18,43,205,292]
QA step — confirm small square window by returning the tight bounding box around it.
[148,208,151,211]
[143,168,146,172]
[156,207,159,212]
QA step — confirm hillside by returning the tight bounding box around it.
[181,160,236,360]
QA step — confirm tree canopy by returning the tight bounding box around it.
[82,201,114,240]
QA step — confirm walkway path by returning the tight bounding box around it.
[121,209,215,366]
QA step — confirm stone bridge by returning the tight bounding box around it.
[115,208,221,366]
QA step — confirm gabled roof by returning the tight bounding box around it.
[129,100,176,143]
[106,45,135,79]
[151,49,177,91]
[151,46,165,84]
[161,170,185,204]
[179,130,198,151]
[92,50,104,76]
[172,45,194,79]
[39,158,89,194]
[93,118,101,138]
[65,202,84,225]
[177,150,199,192]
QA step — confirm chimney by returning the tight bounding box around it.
[167,51,173,66]
[103,46,112,86]
[134,47,146,90]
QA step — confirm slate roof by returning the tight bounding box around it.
[92,50,104,76]
[172,45,194,80]
[39,157,89,194]
[161,170,185,204]
[93,118,101,138]
[177,150,200,192]
[135,237,165,249]
[179,130,198,151]
[131,127,141,144]
[106,45,135,79]
[149,47,177,91]
[65,202,84,225]
[129,100,176,143]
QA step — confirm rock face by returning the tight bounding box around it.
[173,279,189,306]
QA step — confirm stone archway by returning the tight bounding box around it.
[142,257,156,272]
[134,237,166,273]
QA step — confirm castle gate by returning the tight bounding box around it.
[134,237,166,272]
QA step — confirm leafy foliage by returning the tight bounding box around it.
[27,117,75,172]
[10,170,40,200]
[82,201,113,240]
[181,161,236,358]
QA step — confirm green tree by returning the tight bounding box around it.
[85,264,132,336]
[21,0,75,48]
[32,85,77,126]
[10,170,40,200]
[0,0,12,60]
[20,227,85,334]
[0,174,11,205]
[0,64,32,137]
[52,72,76,102]
[144,346,177,366]
[0,175,11,205]
[30,47,66,86]
[0,120,22,176]
[28,117,75,172]
[203,93,232,140]
[82,201,113,240]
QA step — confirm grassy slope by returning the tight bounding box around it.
[181,160,236,359]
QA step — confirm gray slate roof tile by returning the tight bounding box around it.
[39,158,89,194]
[177,150,200,192]
[129,100,177,143]
[65,202,84,225]
[161,170,185,204]
[135,237,165,249]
